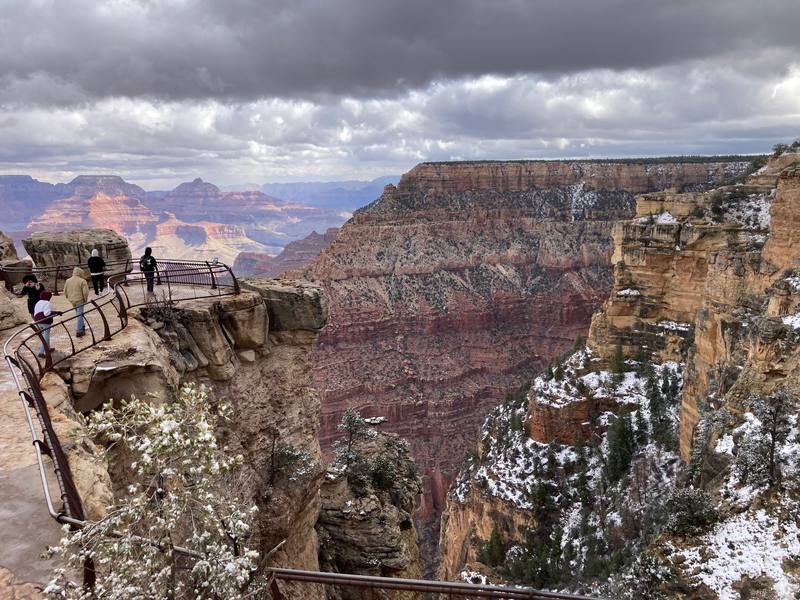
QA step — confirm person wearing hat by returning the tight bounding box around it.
[87,249,106,295]
[18,274,45,317]
[63,266,89,338]
[33,290,62,357]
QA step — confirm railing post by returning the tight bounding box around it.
[53,266,60,295]
[91,300,112,341]
[230,266,240,294]
[206,261,218,289]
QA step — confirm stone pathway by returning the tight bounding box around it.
[0,294,70,589]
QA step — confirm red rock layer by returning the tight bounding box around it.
[297,159,749,570]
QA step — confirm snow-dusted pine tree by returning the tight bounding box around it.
[45,383,270,600]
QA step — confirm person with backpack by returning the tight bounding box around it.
[63,266,89,338]
[34,290,62,357]
[139,247,157,293]
[87,249,106,295]
[19,274,45,317]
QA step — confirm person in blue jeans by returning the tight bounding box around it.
[33,291,61,357]
[139,247,158,293]
[63,267,89,337]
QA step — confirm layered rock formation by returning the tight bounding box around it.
[234,228,339,277]
[298,158,751,570]
[4,174,351,263]
[438,151,800,598]
[318,431,422,600]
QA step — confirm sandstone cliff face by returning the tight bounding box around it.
[317,431,422,600]
[298,159,750,570]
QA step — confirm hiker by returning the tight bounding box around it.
[33,290,61,357]
[139,247,157,293]
[87,249,106,295]
[19,274,45,317]
[63,267,89,338]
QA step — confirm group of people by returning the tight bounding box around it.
[15,247,159,357]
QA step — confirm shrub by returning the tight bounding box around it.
[370,453,397,491]
[661,487,717,536]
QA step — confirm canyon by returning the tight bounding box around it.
[437,150,800,597]
[296,157,753,570]
[235,228,339,277]
[0,174,352,265]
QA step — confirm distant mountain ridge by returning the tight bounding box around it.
[260,176,400,211]
[0,174,362,263]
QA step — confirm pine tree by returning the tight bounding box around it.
[333,408,374,472]
[478,527,506,567]
[546,439,558,478]
[736,391,794,487]
[606,412,635,483]
[635,409,649,446]
[610,343,625,374]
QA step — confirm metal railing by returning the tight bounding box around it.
[2,259,240,526]
[268,569,599,599]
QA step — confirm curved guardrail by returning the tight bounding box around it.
[2,259,240,528]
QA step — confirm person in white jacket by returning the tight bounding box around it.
[33,291,61,358]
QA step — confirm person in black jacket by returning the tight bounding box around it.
[19,274,45,317]
[139,247,157,293]
[87,249,106,295]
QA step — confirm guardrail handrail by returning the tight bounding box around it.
[2,259,240,525]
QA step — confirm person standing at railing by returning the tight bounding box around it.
[33,291,61,357]
[64,267,90,338]
[88,249,106,295]
[139,247,157,294]
[19,274,45,317]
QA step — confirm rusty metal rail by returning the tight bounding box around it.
[2,259,240,526]
[269,568,599,599]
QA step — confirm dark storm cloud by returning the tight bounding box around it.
[1,0,799,104]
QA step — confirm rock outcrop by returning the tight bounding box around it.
[317,431,422,600]
[234,228,339,277]
[297,158,751,570]
[47,278,329,599]
[23,229,132,273]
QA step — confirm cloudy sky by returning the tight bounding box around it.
[1,0,799,188]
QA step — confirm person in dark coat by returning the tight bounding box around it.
[139,247,157,293]
[19,274,45,317]
[87,249,106,295]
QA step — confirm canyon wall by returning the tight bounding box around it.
[437,152,800,598]
[298,158,751,570]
